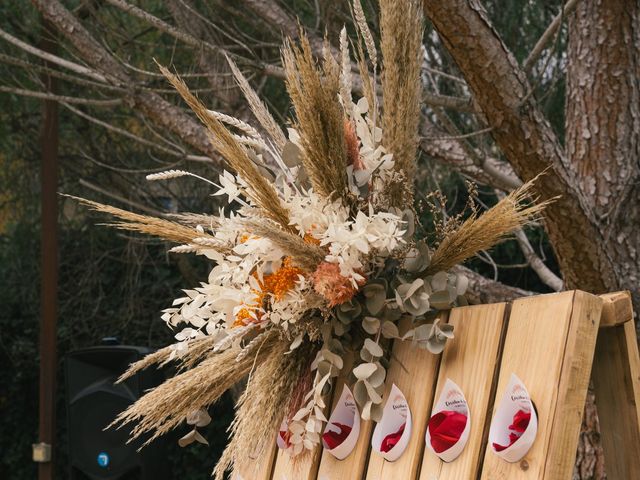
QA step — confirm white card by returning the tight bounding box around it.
[425,378,470,462]
[371,383,412,462]
[488,373,538,462]
[276,418,290,449]
[321,385,361,459]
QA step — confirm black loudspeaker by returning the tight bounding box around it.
[65,344,170,480]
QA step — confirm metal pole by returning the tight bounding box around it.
[37,18,59,480]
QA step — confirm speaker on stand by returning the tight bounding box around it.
[65,340,171,480]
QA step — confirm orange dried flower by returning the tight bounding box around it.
[303,232,321,246]
[233,257,304,326]
[311,262,364,307]
[344,119,363,170]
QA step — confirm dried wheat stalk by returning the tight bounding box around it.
[379,0,423,200]
[112,331,279,447]
[68,195,219,245]
[213,340,317,480]
[339,27,352,110]
[158,64,293,232]
[426,178,553,274]
[206,109,261,139]
[282,34,349,201]
[242,219,325,271]
[225,56,287,151]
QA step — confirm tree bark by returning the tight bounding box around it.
[422,0,619,295]
[566,0,640,310]
[566,2,640,478]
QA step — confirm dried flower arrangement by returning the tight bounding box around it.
[75,0,548,477]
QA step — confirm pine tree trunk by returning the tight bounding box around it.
[566,1,640,478]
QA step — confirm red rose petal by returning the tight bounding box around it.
[279,429,291,448]
[380,423,405,453]
[428,410,468,453]
[492,409,531,452]
[322,422,353,450]
[510,409,531,433]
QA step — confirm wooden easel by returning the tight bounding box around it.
[233,290,640,480]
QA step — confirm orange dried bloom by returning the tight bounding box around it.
[303,232,321,246]
[263,257,304,301]
[233,307,262,327]
[344,119,363,170]
[233,258,304,326]
[311,262,365,307]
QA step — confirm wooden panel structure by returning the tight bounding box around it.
[232,441,277,480]
[419,302,507,480]
[479,291,602,480]
[364,316,445,480]
[599,291,633,327]
[317,354,374,480]
[258,290,639,480]
[592,317,640,480]
[271,390,334,480]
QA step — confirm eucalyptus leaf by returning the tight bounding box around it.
[364,338,383,357]
[362,316,381,335]
[353,362,377,379]
[431,271,449,291]
[368,363,386,387]
[380,320,399,339]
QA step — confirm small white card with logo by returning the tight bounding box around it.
[276,418,290,450]
[371,383,412,462]
[425,378,470,462]
[321,385,360,459]
[488,373,538,462]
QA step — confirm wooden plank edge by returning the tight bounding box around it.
[543,290,602,479]
[599,291,634,327]
[472,301,512,480]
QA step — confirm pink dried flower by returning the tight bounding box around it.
[312,262,364,307]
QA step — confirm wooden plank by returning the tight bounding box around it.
[270,393,332,480]
[364,315,445,480]
[599,291,633,327]
[418,302,507,480]
[543,290,602,479]
[317,353,374,480]
[232,440,277,480]
[479,291,578,479]
[592,317,640,480]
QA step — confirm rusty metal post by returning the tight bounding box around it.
[37,19,59,480]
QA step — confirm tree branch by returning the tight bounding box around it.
[423,0,617,293]
[524,0,580,71]
[0,85,121,106]
[0,26,107,83]
[454,266,534,304]
[514,228,563,291]
[32,0,218,159]
[62,103,211,162]
[103,0,284,79]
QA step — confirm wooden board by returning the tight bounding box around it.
[317,353,374,480]
[271,392,332,480]
[418,302,507,480]
[543,290,602,478]
[479,291,601,479]
[599,291,633,327]
[232,440,277,480]
[592,317,640,480]
[364,315,445,480]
